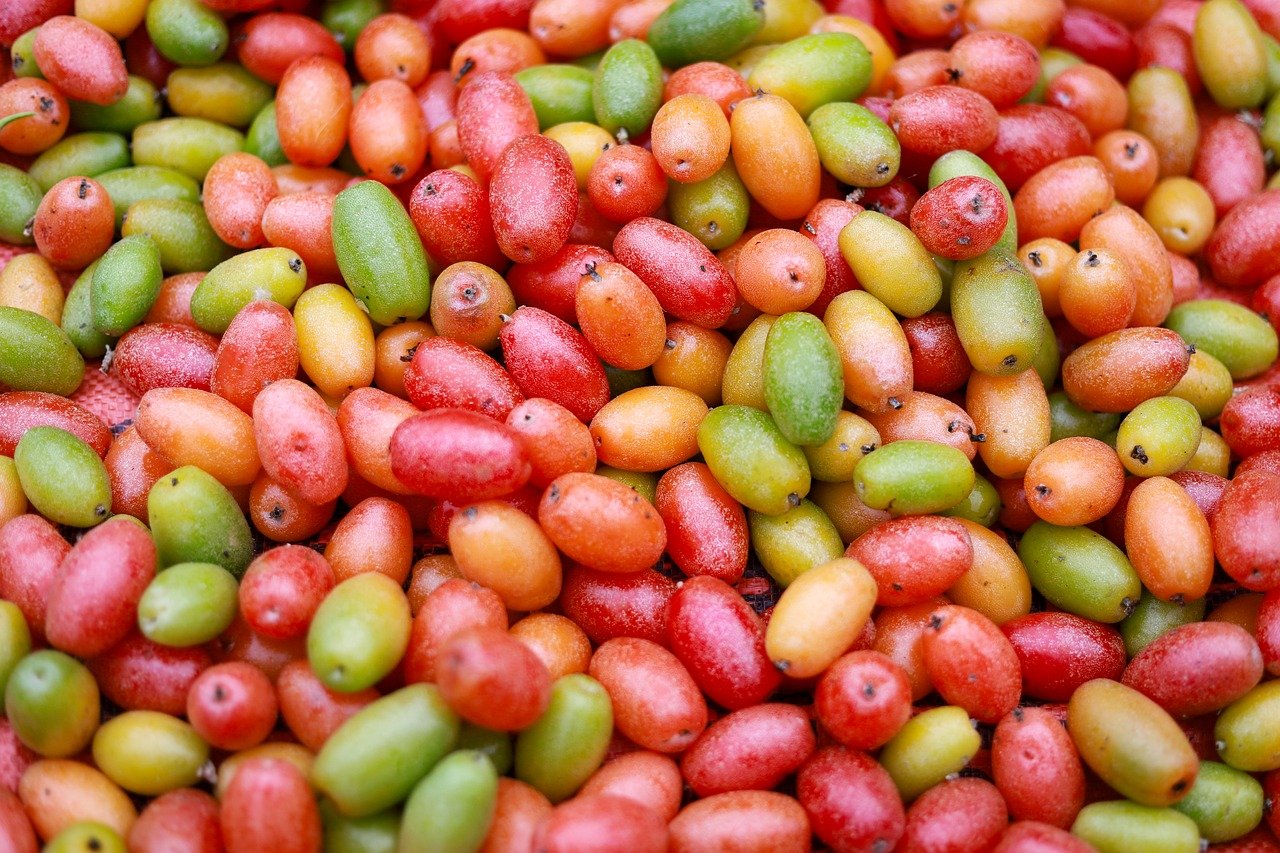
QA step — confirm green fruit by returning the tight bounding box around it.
[190,247,308,335]
[307,573,411,694]
[854,440,975,516]
[91,234,164,336]
[332,180,432,326]
[1018,521,1142,623]
[763,311,843,447]
[398,750,499,853]
[5,650,100,758]
[749,33,872,118]
[137,563,238,647]
[592,39,663,140]
[515,674,613,803]
[647,0,765,68]
[147,465,254,577]
[13,426,110,528]
[313,684,461,818]
[697,404,811,515]
[0,307,85,395]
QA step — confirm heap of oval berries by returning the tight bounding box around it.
[2,0,1280,849]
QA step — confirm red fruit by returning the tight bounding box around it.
[32,16,128,106]
[995,821,1096,853]
[88,632,210,717]
[455,71,538,181]
[654,462,749,583]
[611,217,738,329]
[0,392,111,458]
[1121,621,1264,717]
[665,576,781,711]
[44,518,156,658]
[889,86,999,158]
[947,30,1040,109]
[507,244,614,324]
[923,605,1022,724]
[112,323,220,396]
[801,198,862,317]
[499,306,610,423]
[979,105,1091,193]
[129,789,222,853]
[901,312,972,395]
[186,661,279,751]
[531,794,668,853]
[909,176,1009,260]
[849,516,974,607]
[1213,471,1280,591]
[992,706,1085,828]
[899,778,1009,853]
[404,336,524,421]
[559,564,676,647]
[797,746,905,853]
[436,626,553,731]
[389,407,532,502]
[489,134,578,264]
[408,169,506,269]
[680,704,816,797]
[814,650,912,751]
[238,545,335,641]
[1051,6,1135,80]
[1220,386,1280,459]
[1001,613,1126,703]
[589,637,708,753]
[220,759,321,853]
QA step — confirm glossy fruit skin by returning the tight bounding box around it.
[1122,622,1264,717]
[667,575,780,711]
[33,16,127,106]
[436,626,552,731]
[221,758,321,853]
[332,179,431,327]
[390,408,531,503]
[890,85,998,159]
[307,572,411,694]
[537,472,666,575]
[910,176,1009,261]
[798,746,905,852]
[654,463,749,583]
[680,704,815,798]
[1002,613,1126,702]
[992,706,1085,829]
[1067,678,1200,807]
[560,565,675,647]
[515,673,613,804]
[850,516,973,607]
[1061,327,1191,413]
[1213,472,1280,592]
[44,517,156,659]
[899,777,1009,853]
[923,605,1022,724]
[404,337,522,422]
[612,217,738,329]
[500,306,611,423]
[589,637,707,754]
[312,683,460,818]
[815,650,912,751]
[5,650,100,759]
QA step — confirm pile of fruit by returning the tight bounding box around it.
[1,0,1280,849]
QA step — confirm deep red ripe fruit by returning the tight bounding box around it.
[186,661,279,751]
[901,312,972,395]
[909,176,1008,260]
